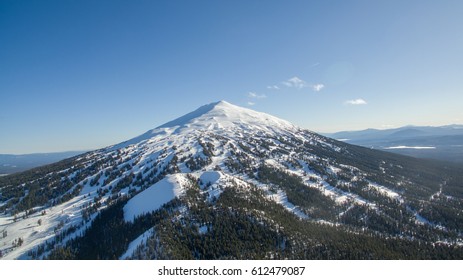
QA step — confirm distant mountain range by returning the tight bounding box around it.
[0,151,86,175]
[323,125,463,163]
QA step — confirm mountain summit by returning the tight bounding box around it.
[118,101,296,148]
[158,100,294,130]
[1,101,463,260]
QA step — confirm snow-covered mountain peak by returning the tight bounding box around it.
[117,101,298,148]
[3,100,463,260]
[159,100,293,130]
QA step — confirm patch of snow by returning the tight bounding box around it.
[199,171,221,187]
[368,181,402,201]
[327,165,341,175]
[406,206,445,230]
[264,159,288,171]
[198,171,225,201]
[335,195,349,204]
[268,190,308,219]
[119,228,154,260]
[414,213,430,225]
[314,180,374,207]
[123,174,187,222]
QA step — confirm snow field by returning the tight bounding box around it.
[123,174,187,222]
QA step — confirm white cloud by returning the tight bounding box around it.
[345,98,367,105]
[311,84,325,92]
[247,101,255,106]
[267,85,280,90]
[282,76,307,89]
[248,92,267,99]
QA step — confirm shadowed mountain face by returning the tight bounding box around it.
[1,101,462,260]
[323,125,463,163]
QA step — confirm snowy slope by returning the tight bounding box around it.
[119,228,154,260]
[123,174,187,222]
[0,192,97,260]
[1,100,462,259]
[112,101,298,149]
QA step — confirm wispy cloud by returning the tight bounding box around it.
[345,98,367,105]
[282,76,307,89]
[247,101,255,106]
[248,92,267,99]
[311,84,325,92]
[267,85,280,90]
[281,77,324,92]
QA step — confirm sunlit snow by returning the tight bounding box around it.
[123,174,187,222]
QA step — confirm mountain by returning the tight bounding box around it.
[323,125,463,163]
[1,101,462,260]
[326,125,463,140]
[0,151,85,175]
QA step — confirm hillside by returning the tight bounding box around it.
[1,101,462,259]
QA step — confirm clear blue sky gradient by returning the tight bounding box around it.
[1,0,462,153]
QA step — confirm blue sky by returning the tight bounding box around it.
[1,0,462,154]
